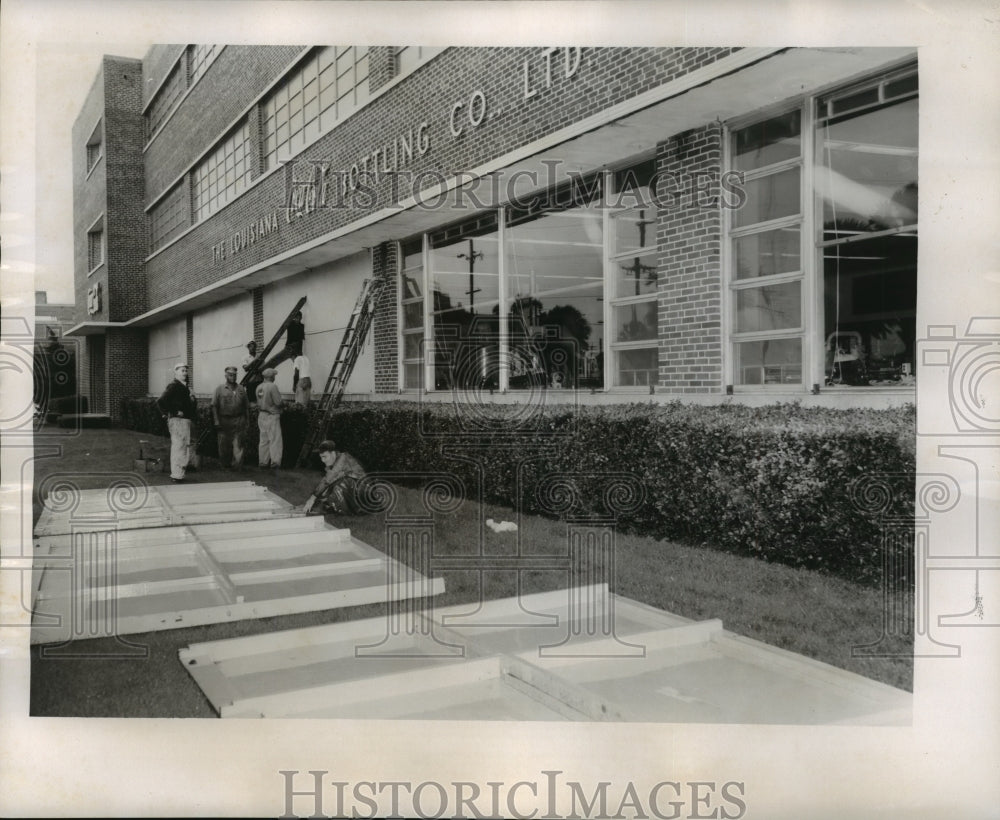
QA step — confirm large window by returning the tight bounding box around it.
[146,61,187,140]
[192,121,252,222]
[261,47,370,171]
[146,45,221,142]
[506,191,604,390]
[149,182,190,250]
[188,44,220,86]
[429,212,502,390]
[402,169,651,392]
[400,239,425,389]
[728,64,917,389]
[729,110,804,386]
[817,69,918,387]
[609,160,659,386]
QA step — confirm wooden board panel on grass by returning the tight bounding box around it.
[34,481,296,537]
[178,585,911,724]
[30,516,444,644]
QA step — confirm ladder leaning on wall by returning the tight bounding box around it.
[296,271,389,466]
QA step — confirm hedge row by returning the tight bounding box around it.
[121,396,915,585]
[119,397,309,469]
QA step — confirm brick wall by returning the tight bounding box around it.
[89,335,107,413]
[372,242,399,392]
[143,47,740,310]
[72,64,110,327]
[186,313,195,387]
[104,58,147,322]
[252,287,264,344]
[655,125,724,393]
[368,47,397,92]
[106,329,149,421]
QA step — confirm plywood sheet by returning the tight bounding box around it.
[179,585,911,724]
[31,516,445,644]
[33,481,296,536]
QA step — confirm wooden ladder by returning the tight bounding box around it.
[240,295,308,389]
[296,273,388,466]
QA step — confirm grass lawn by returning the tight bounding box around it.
[27,423,913,718]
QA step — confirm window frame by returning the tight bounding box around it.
[723,64,917,393]
[399,160,660,393]
[261,46,372,173]
[724,103,809,391]
[85,118,103,176]
[86,215,105,276]
[191,120,253,223]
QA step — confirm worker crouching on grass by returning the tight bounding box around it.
[301,440,366,515]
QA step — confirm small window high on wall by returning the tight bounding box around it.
[728,63,917,389]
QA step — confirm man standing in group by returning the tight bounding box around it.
[256,367,284,469]
[156,363,197,483]
[293,352,312,407]
[242,340,263,405]
[212,366,249,470]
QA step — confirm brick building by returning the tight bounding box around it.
[68,46,918,418]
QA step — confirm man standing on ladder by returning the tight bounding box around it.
[263,310,305,371]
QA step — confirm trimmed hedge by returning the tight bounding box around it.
[119,397,309,469]
[120,396,915,584]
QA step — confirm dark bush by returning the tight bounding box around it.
[51,395,88,414]
[120,396,915,584]
[120,397,310,469]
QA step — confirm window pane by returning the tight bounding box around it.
[818,97,918,240]
[506,205,604,389]
[615,347,658,387]
[735,338,802,385]
[734,227,800,280]
[403,332,424,359]
[733,110,801,171]
[733,167,800,228]
[401,271,422,300]
[614,206,657,255]
[823,232,917,386]
[614,250,658,298]
[402,301,423,329]
[403,363,423,390]
[614,302,658,342]
[735,282,801,333]
[430,227,502,390]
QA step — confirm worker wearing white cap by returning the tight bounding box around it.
[256,367,284,469]
[156,363,197,482]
